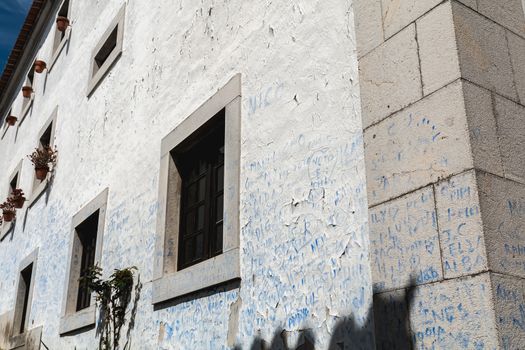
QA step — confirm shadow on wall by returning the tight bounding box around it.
[237,280,415,350]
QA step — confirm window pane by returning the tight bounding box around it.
[187,183,197,204]
[185,211,195,235]
[197,205,205,230]
[184,238,194,263]
[216,165,224,191]
[195,233,204,260]
[198,177,206,201]
[216,195,223,221]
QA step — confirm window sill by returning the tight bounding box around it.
[152,247,240,304]
[0,221,14,241]
[28,177,50,208]
[59,305,96,335]
[8,325,42,350]
[48,27,71,73]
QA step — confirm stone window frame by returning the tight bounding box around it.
[28,107,58,207]
[10,248,38,345]
[86,4,126,96]
[48,0,72,72]
[59,188,108,335]
[0,160,23,240]
[152,74,242,304]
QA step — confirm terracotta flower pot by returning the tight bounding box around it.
[34,60,47,73]
[22,86,33,98]
[56,16,70,32]
[13,197,25,209]
[3,212,14,222]
[35,167,49,180]
[6,116,17,126]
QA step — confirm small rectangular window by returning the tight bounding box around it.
[10,172,19,194]
[75,211,99,311]
[12,249,38,338]
[17,264,33,334]
[87,4,125,95]
[60,189,107,335]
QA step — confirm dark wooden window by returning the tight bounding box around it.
[173,109,225,270]
[75,211,99,311]
[19,263,33,334]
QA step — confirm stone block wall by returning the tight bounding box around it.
[354,0,525,348]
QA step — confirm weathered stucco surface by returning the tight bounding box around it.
[0,0,373,349]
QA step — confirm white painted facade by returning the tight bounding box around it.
[0,1,373,349]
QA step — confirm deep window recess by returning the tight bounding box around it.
[75,210,99,311]
[9,173,19,194]
[93,27,117,76]
[172,109,225,270]
[53,0,70,51]
[39,123,52,148]
[17,264,33,334]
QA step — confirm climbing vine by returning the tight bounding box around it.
[82,266,140,350]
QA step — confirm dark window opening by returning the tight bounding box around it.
[75,210,99,311]
[57,0,69,42]
[172,109,225,270]
[18,263,33,334]
[39,123,52,149]
[10,173,19,194]
[93,26,118,74]
[27,69,34,88]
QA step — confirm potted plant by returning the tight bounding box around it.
[34,60,47,73]
[6,115,17,126]
[28,146,58,180]
[22,86,33,98]
[8,189,26,209]
[0,201,16,222]
[56,16,70,32]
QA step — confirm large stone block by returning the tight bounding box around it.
[435,171,488,279]
[417,1,460,96]
[507,30,525,105]
[365,81,472,205]
[381,0,442,39]
[359,24,422,128]
[453,2,518,100]
[491,273,525,349]
[477,0,525,38]
[462,81,504,177]
[369,187,442,292]
[354,0,384,58]
[410,274,499,349]
[478,173,525,278]
[493,95,525,183]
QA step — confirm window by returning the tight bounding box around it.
[12,249,38,337]
[60,189,107,335]
[49,0,71,70]
[1,160,23,239]
[75,211,98,311]
[152,74,241,304]
[87,4,125,95]
[28,108,57,206]
[173,110,225,269]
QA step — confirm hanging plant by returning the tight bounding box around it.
[6,115,17,126]
[8,189,26,209]
[34,60,47,73]
[81,266,139,350]
[0,201,16,222]
[28,146,58,180]
[56,16,70,32]
[22,86,33,98]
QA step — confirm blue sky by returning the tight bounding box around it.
[0,0,33,72]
